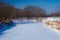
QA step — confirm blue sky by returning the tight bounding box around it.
[0,0,60,14]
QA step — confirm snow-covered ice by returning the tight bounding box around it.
[0,21,60,40]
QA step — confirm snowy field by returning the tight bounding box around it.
[0,18,60,40]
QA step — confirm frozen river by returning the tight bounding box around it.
[0,22,60,40]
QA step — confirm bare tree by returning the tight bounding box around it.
[23,6,46,18]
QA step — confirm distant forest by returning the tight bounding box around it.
[0,2,60,21]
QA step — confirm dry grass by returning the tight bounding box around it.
[45,21,60,30]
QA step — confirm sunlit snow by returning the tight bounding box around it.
[0,18,60,40]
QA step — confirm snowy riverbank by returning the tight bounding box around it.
[0,22,60,40]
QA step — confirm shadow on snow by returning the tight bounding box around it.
[0,23,16,36]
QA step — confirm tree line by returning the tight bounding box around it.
[0,2,60,21]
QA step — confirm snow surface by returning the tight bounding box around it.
[12,19,38,24]
[0,21,60,40]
